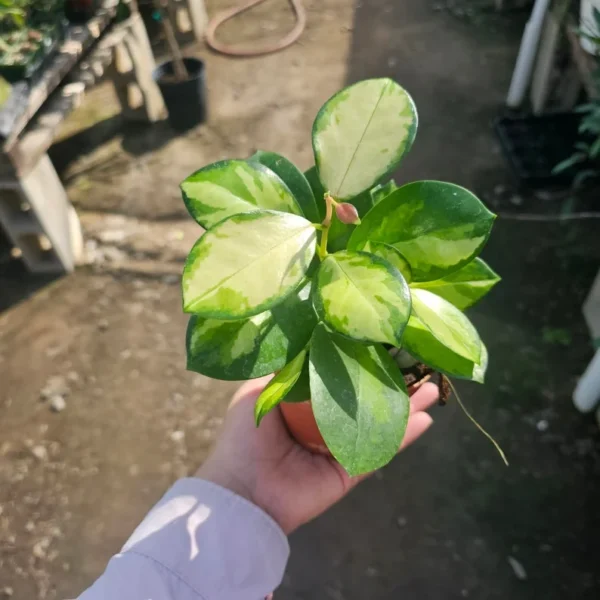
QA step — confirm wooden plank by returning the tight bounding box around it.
[7,41,117,176]
[0,155,74,273]
[0,1,119,147]
[6,12,162,176]
[105,12,166,122]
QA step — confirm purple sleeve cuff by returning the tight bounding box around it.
[120,478,290,600]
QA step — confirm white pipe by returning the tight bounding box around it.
[573,349,600,413]
[506,0,552,108]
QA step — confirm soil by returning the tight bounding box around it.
[1,1,600,599]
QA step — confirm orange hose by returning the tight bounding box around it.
[205,0,306,57]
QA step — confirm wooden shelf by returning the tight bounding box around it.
[0,1,118,147]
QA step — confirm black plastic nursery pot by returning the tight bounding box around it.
[153,58,206,132]
[494,112,591,188]
[65,0,99,24]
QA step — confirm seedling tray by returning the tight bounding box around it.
[494,112,586,188]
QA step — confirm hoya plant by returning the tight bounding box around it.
[180,78,502,476]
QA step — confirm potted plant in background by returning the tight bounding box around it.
[151,0,206,131]
[179,78,505,476]
[0,0,65,83]
[552,5,600,188]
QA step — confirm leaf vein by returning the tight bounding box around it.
[333,81,390,197]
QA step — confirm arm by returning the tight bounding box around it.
[78,378,438,600]
[78,478,288,600]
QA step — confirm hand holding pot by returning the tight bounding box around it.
[196,378,438,534]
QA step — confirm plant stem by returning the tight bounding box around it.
[318,193,336,259]
[448,379,509,466]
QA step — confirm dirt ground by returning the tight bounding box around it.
[1,0,600,598]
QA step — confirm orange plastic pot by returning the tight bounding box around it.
[279,381,426,455]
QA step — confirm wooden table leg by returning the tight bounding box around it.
[108,13,167,123]
[0,154,81,273]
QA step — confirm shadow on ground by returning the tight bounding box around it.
[281,3,600,600]
[49,114,181,176]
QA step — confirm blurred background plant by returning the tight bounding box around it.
[0,0,28,29]
[553,5,600,188]
[0,0,66,77]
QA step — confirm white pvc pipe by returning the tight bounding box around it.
[506,0,552,108]
[573,349,600,413]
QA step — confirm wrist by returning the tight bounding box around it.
[195,462,251,501]
[195,459,290,533]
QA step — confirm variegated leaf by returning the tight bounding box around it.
[182,211,317,318]
[250,151,320,222]
[363,241,412,283]
[402,316,487,382]
[282,358,311,402]
[312,79,417,199]
[309,324,410,476]
[348,181,496,282]
[410,288,482,363]
[181,159,302,229]
[412,258,500,310]
[254,349,307,424]
[472,340,489,383]
[186,282,316,380]
[314,250,411,345]
[371,179,398,205]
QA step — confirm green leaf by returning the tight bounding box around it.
[348,181,496,282]
[590,137,600,158]
[304,166,326,220]
[412,258,500,310]
[181,159,302,229]
[282,358,311,402]
[410,288,482,363]
[371,180,398,205]
[401,316,486,382]
[573,169,599,189]
[363,241,412,283]
[186,282,317,380]
[312,78,417,199]
[182,211,317,318]
[472,341,488,383]
[254,349,308,424]
[314,250,411,345]
[250,151,320,223]
[309,324,410,476]
[553,153,586,174]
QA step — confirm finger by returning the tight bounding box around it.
[400,411,434,449]
[409,382,439,414]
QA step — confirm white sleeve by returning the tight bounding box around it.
[78,478,290,600]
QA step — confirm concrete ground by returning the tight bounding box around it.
[1,0,599,598]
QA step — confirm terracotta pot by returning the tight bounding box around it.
[279,400,330,454]
[280,380,426,455]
